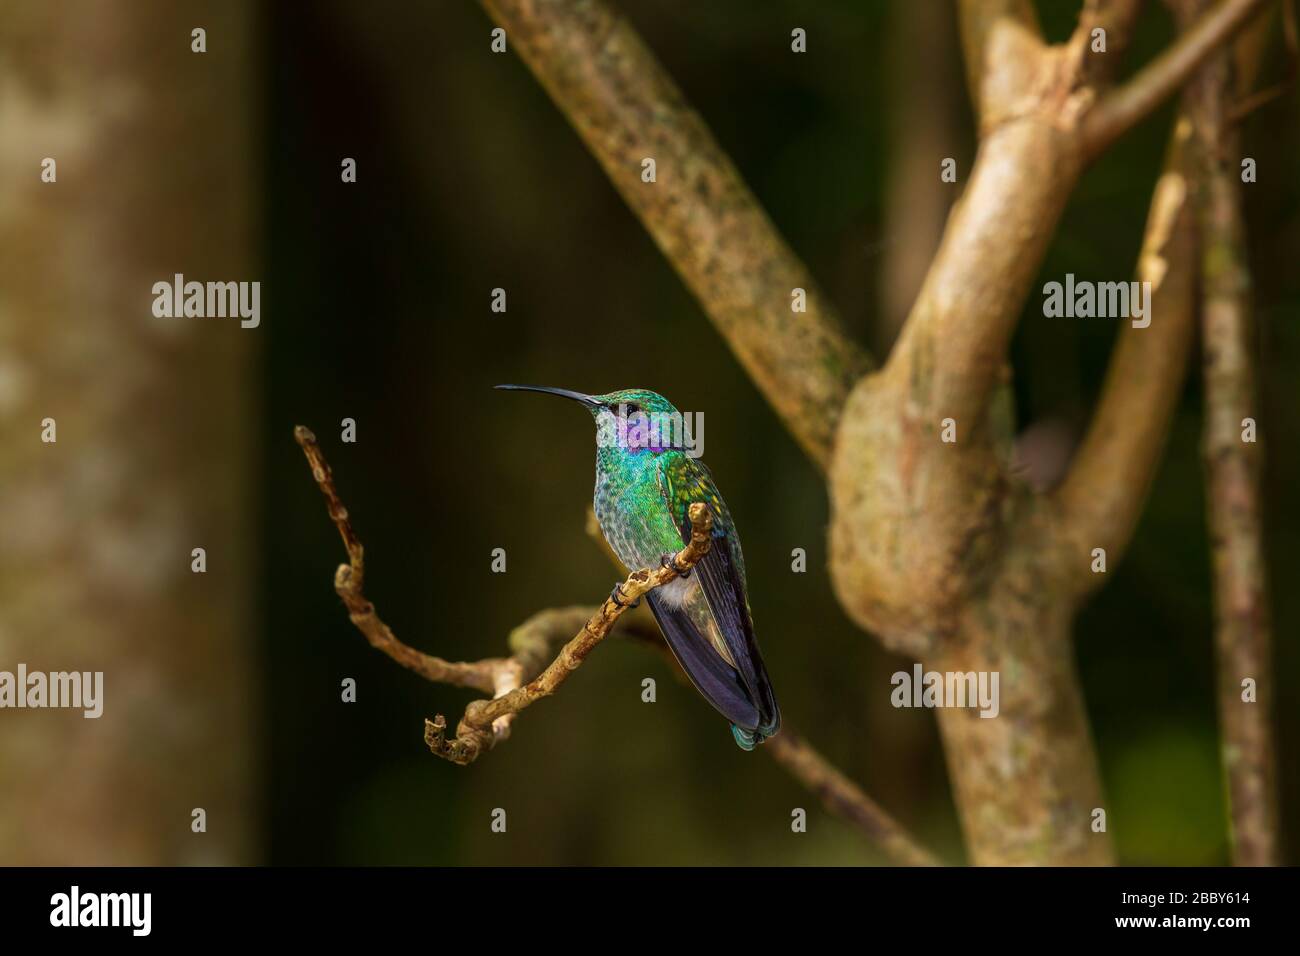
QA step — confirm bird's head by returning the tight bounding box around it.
[495,385,686,454]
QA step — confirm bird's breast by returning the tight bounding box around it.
[593,459,665,571]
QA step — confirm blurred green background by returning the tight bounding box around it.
[260,0,1298,865]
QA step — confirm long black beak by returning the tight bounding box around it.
[495,384,601,408]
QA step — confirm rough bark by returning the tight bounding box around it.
[828,1,1251,863]
[1187,24,1279,866]
[933,510,1109,866]
[478,0,872,470]
[0,1,257,864]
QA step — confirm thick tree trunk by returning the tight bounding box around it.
[933,532,1111,865]
[0,0,257,864]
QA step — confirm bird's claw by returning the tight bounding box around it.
[610,582,640,609]
[661,552,691,579]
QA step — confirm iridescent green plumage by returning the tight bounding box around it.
[497,384,780,749]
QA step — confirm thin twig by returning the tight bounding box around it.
[507,602,943,866]
[582,602,943,866]
[297,428,940,864]
[294,426,503,693]
[765,733,940,867]
[296,424,712,766]
[1081,0,1272,156]
[1227,0,1298,122]
[426,501,714,765]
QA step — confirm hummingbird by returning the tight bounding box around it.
[496,384,780,750]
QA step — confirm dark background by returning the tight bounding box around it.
[262,0,1298,864]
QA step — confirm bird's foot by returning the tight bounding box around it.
[660,552,691,579]
[610,582,640,609]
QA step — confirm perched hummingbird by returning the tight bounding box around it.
[496,385,780,750]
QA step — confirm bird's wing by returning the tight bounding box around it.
[652,454,779,736]
[644,596,762,731]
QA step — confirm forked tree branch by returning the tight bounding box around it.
[1054,0,1278,586]
[477,0,871,471]
[836,0,1267,605]
[1228,0,1297,121]
[891,0,1267,445]
[295,425,712,765]
[429,512,714,764]
[1060,0,1281,860]
[1081,0,1273,157]
[826,0,1276,865]
[296,427,939,864]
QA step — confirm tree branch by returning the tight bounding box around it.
[1187,36,1280,866]
[456,0,1279,867]
[958,0,1043,121]
[1051,119,1198,593]
[297,427,940,863]
[1081,0,1273,157]
[477,0,871,470]
[836,0,1266,641]
[1228,0,1297,122]
[1070,0,1148,87]
[294,426,505,693]
[296,424,713,765]
[827,0,1270,865]
[765,732,940,866]
[427,514,712,765]
[510,601,943,867]
[582,506,941,866]
[888,0,1263,439]
[1053,0,1282,587]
